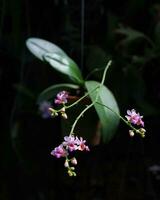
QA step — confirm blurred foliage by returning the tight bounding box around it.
[1,0,160,200]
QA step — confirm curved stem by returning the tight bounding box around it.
[95,101,138,132]
[69,102,95,135]
[65,86,99,109]
[85,66,105,81]
[100,60,112,86]
[69,60,112,135]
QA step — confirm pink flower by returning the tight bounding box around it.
[63,135,77,151]
[50,135,90,176]
[125,109,144,127]
[51,145,68,158]
[54,91,69,105]
[76,137,90,151]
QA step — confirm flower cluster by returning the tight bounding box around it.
[54,90,69,105]
[48,91,146,177]
[51,135,89,176]
[125,109,146,137]
[47,91,69,119]
[125,109,144,127]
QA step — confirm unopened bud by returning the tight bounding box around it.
[71,157,77,165]
[64,159,69,168]
[60,107,66,113]
[129,130,134,137]
[68,170,73,176]
[61,112,68,119]
[48,108,58,117]
[70,167,75,170]
[139,128,146,133]
[139,128,146,138]
[72,171,76,176]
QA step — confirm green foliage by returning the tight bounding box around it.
[26,38,84,85]
[85,81,120,142]
[115,26,153,47]
[26,38,67,60]
[43,53,84,85]
[26,37,120,143]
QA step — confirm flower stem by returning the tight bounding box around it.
[69,102,95,135]
[95,101,138,133]
[69,60,112,135]
[100,60,112,86]
[65,86,99,109]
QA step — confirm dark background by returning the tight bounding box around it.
[1,0,160,199]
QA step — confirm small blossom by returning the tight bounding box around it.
[51,145,68,158]
[39,101,52,119]
[76,137,90,151]
[63,135,77,151]
[54,91,69,105]
[125,109,144,127]
[51,134,89,176]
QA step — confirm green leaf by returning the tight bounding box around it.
[115,26,152,46]
[37,83,80,103]
[85,81,120,143]
[26,38,84,85]
[26,38,67,61]
[44,52,84,85]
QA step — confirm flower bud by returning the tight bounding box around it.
[70,167,75,170]
[137,128,146,138]
[71,157,77,165]
[72,171,76,176]
[60,107,66,113]
[129,130,134,137]
[64,159,69,168]
[139,128,146,137]
[68,170,73,176]
[61,112,68,119]
[48,108,58,117]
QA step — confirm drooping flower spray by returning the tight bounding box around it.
[48,60,146,176]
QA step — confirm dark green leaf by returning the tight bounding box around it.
[115,26,152,46]
[85,81,120,142]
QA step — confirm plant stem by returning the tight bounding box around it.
[69,102,95,135]
[95,101,138,132]
[100,60,112,86]
[69,60,112,135]
[65,86,99,109]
